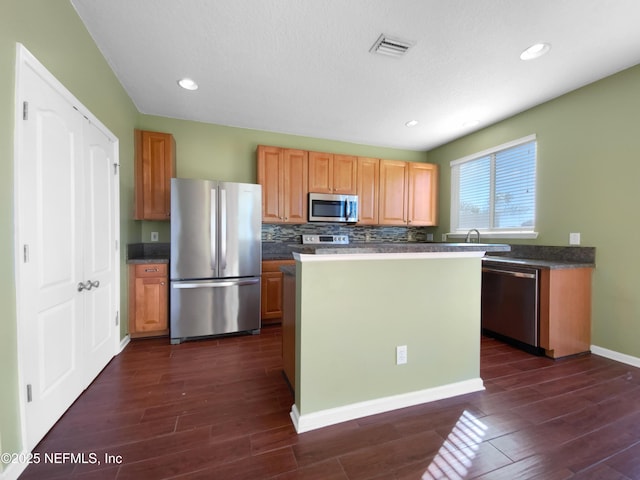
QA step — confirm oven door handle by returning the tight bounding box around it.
[482,267,537,279]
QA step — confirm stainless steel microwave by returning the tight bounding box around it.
[308,193,358,223]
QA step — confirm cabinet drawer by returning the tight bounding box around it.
[134,263,167,277]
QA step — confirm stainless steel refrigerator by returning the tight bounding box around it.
[170,178,262,344]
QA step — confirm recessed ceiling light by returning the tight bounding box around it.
[178,78,198,90]
[520,43,551,61]
[405,120,419,127]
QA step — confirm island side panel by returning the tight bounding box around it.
[295,255,482,418]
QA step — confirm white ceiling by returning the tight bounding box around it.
[71,0,640,151]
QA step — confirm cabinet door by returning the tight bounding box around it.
[379,160,408,225]
[129,264,168,337]
[134,130,175,220]
[261,272,284,321]
[257,145,283,223]
[282,149,308,223]
[308,151,333,193]
[333,154,357,194]
[407,162,438,226]
[357,157,379,225]
[261,260,295,324]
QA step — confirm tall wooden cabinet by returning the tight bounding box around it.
[379,160,438,226]
[134,129,175,220]
[257,146,308,224]
[128,263,169,338]
[308,151,357,194]
[356,157,380,225]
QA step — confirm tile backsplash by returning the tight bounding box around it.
[261,223,435,244]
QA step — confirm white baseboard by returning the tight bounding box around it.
[119,334,130,353]
[0,451,29,480]
[290,378,485,433]
[591,345,640,368]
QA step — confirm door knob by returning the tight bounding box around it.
[77,281,90,292]
[90,280,100,289]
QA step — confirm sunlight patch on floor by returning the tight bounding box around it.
[422,410,488,479]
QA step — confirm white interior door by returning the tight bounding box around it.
[14,44,119,451]
[82,121,118,385]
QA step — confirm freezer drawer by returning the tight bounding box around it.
[170,277,260,343]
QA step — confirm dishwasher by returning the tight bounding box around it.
[481,261,542,352]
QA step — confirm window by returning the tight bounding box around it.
[450,134,537,237]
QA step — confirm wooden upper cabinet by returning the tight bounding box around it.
[356,157,380,225]
[379,160,408,225]
[407,162,438,226]
[257,145,308,223]
[134,129,175,220]
[257,145,283,223]
[379,160,438,226]
[308,151,357,194]
[283,149,309,223]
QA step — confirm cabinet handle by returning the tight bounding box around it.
[145,268,159,272]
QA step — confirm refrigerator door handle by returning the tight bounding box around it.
[220,187,227,271]
[210,188,217,272]
[172,278,260,289]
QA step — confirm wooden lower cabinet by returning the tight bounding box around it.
[128,263,169,338]
[539,267,593,358]
[282,268,296,389]
[261,260,295,325]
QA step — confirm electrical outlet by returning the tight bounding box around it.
[569,232,581,245]
[151,231,159,242]
[266,232,273,241]
[442,234,447,242]
[427,233,434,242]
[396,345,408,365]
[407,231,416,242]
[365,233,371,243]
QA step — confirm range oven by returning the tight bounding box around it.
[308,193,358,223]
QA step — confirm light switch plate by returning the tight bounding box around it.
[569,232,580,245]
[151,231,159,242]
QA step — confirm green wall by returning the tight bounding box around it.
[0,0,140,464]
[428,64,640,359]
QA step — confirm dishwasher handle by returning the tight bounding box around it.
[482,267,537,279]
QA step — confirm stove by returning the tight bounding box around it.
[301,234,349,245]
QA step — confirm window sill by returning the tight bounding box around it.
[446,231,539,241]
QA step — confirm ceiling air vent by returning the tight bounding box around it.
[369,34,413,58]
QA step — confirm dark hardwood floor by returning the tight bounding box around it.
[20,326,640,480]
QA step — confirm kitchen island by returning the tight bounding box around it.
[285,242,509,433]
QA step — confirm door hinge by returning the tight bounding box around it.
[115,311,119,326]
[27,384,32,402]
[113,163,120,175]
[23,101,29,120]
[115,239,119,251]
[23,244,29,263]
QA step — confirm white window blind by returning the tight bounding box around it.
[451,135,536,234]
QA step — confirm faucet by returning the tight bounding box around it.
[465,229,480,243]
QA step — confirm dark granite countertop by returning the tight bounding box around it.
[484,244,595,269]
[127,243,170,264]
[262,242,296,261]
[482,257,594,270]
[289,242,511,255]
[280,265,296,276]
